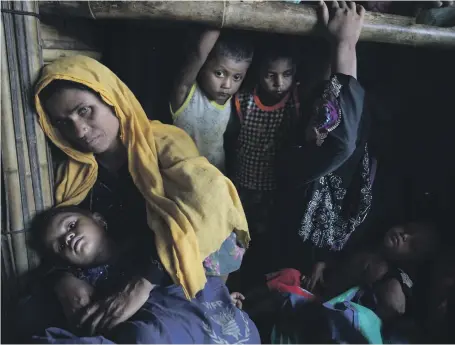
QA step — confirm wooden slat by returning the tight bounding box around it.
[43,48,102,63]
[38,1,455,49]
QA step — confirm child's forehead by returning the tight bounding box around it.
[208,55,251,73]
[46,212,76,230]
[262,56,295,69]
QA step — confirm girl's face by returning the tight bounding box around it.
[43,211,108,267]
[382,222,438,262]
[44,87,120,155]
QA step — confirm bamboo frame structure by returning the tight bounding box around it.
[38,1,455,49]
[40,19,103,63]
[1,1,53,294]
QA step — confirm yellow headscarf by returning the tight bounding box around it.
[34,56,249,299]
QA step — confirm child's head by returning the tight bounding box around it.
[257,38,297,102]
[198,33,253,105]
[31,206,111,267]
[382,221,440,262]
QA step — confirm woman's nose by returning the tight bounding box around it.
[73,119,88,139]
[65,232,75,246]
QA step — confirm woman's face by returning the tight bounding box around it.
[43,87,120,154]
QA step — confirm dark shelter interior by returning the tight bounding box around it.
[2,1,455,343]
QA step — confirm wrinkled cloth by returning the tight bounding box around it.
[34,56,250,298]
[271,287,383,344]
[266,268,315,299]
[31,277,260,344]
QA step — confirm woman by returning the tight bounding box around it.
[273,0,374,292]
[23,55,251,340]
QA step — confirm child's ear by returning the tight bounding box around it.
[92,212,107,228]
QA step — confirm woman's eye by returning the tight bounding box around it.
[58,243,65,251]
[78,106,90,116]
[55,119,68,127]
[215,71,224,78]
[267,74,275,79]
[68,221,76,231]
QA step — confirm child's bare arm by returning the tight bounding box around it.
[374,278,406,321]
[170,29,220,112]
[54,273,94,329]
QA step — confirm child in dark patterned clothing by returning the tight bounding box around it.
[225,37,302,237]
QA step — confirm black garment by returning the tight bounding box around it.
[77,163,171,286]
[275,73,371,272]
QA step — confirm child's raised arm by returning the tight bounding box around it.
[320,0,365,79]
[170,29,220,112]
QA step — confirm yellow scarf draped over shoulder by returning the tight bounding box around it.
[34,56,249,299]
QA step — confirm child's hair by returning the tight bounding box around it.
[257,35,300,66]
[29,205,93,258]
[207,32,254,63]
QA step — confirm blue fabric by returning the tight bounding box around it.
[204,232,245,276]
[271,287,383,344]
[33,329,114,344]
[29,277,259,344]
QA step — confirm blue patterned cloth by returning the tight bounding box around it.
[203,232,246,276]
[31,277,260,344]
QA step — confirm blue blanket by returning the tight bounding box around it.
[19,277,259,344]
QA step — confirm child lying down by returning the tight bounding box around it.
[27,206,258,344]
[241,221,440,342]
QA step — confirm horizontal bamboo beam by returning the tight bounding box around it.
[38,1,455,49]
[43,48,102,63]
[40,19,102,63]
[40,22,98,50]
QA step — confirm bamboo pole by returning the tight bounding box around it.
[9,0,43,271]
[1,29,19,291]
[43,48,102,63]
[1,2,30,285]
[1,0,53,290]
[40,19,103,62]
[38,1,455,49]
[20,1,54,214]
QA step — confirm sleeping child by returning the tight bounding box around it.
[241,221,440,342]
[27,206,258,344]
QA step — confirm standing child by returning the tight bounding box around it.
[225,37,302,237]
[170,30,253,173]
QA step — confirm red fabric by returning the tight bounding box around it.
[266,268,315,299]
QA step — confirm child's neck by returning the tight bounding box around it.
[91,239,121,267]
